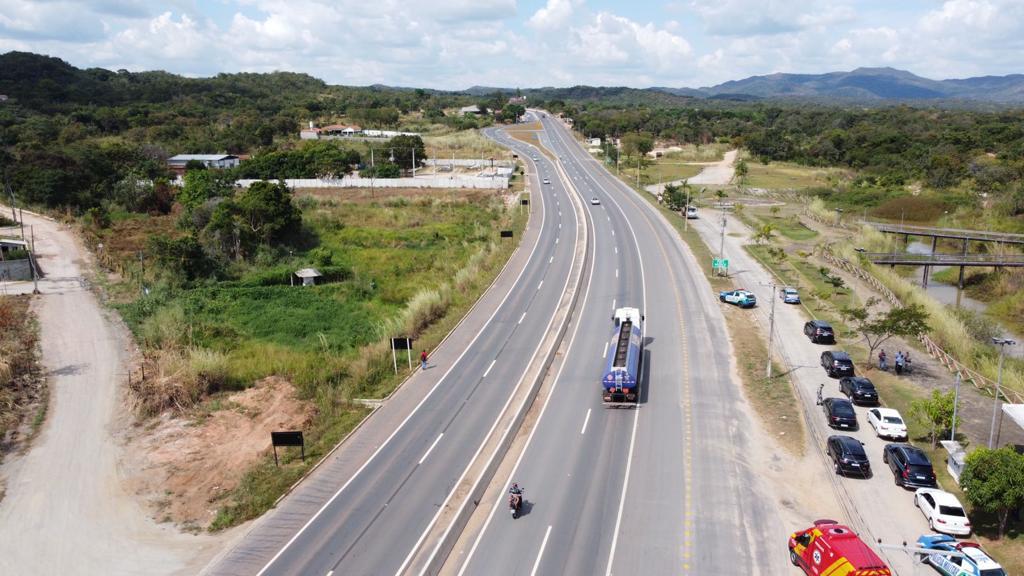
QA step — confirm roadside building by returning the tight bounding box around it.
[460,104,484,115]
[300,127,321,140]
[508,96,527,105]
[292,268,323,287]
[167,154,240,176]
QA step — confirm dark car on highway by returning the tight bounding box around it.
[804,320,835,344]
[839,376,879,406]
[822,397,858,430]
[883,444,938,489]
[821,351,855,378]
[826,435,871,477]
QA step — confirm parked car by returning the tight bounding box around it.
[866,407,908,441]
[915,489,971,536]
[826,435,871,477]
[839,376,879,405]
[780,287,801,304]
[719,289,757,308]
[883,443,938,489]
[821,351,855,377]
[804,320,835,344]
[591,197,600,205]
[916,534,1004,576]
[685,206,698,219]
[822,398,858,430]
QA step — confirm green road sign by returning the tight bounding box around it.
[712,258,730,269]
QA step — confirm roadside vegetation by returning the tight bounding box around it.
[0,295,43,464]
[85,176,527,529]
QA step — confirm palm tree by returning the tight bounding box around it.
[753,223,776,244]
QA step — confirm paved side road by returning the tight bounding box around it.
[0,209,222,575]
[691,209,934,575]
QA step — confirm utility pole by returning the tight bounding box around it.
[636,156,640,189]
[683,184,692,232]
[412,148,416,178]
[989,338,1016,448]
[950,371,961,441]
[719,213,727,269]
[766,282,777,379]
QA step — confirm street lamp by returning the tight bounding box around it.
[988,337,1016,448]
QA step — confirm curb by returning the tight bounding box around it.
[406,135,591,576]
[266,171,536,509]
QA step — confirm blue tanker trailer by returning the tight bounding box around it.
[602,307,643,405]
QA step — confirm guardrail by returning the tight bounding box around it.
[865,252,1024,266]
[864,221,1024,245]
[822,247,1023,404]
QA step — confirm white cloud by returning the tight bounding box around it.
[528,0,576,30]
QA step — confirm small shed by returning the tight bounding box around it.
[293,268,323,287]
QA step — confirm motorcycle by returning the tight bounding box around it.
[509,490,523,519]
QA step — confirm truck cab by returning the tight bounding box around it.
[789,519,891,576]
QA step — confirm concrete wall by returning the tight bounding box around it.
[0,258,32,281]
[236,175,509,190]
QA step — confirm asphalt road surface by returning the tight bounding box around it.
[454,115,792,575]
[208,118,583,576]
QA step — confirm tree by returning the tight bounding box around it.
[909,389,958,448]
[235,180,302,245]
[178,169,232,212]
[662,183,687,211]
[752,223,775,244]
[959,446,1024,539]
[770,205,781,218]
[734,158,749,184]
[841,299,930,367]
[504,104,526,123]
[621,132,654,159]
[385,135,427,171]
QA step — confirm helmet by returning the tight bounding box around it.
[512,483,519,489]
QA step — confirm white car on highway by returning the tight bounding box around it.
[914,488,971,536]
[866,407,908,440]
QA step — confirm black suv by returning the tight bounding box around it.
[804,320,835,344]
[821,351,855,377]
[826,435,871,477]
[822,397,858,430]
[839,377,879,406]
[883,444,938,489]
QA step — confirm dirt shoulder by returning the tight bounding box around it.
[0,208,229,575]
[0,294,44,467]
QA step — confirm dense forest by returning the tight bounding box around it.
[0,52,482,209]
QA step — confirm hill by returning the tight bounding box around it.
[685,67,1024,103]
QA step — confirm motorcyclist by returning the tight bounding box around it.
[509,483,523,495]
[509,483,523,510]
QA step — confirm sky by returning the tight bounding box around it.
[1,0,1023,90]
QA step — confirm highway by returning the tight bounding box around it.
[208,114,583,576]
[453,115,792,574]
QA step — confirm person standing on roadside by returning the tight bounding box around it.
[879,349,888,371]
[420,349,428,370]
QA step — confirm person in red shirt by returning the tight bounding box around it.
[420,350,428,370]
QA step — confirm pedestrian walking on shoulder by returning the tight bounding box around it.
[895,351,905,375]
[420,350,428,370]
[879,349,888,371]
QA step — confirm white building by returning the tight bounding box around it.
[167,154,240,174]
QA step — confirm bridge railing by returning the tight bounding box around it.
[865,252,1024,265]
[863,220,1024,244]
[822,248,1024,405]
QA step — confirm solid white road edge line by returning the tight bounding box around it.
[254,127,553,576]
[530,526,553,576]
[580,409,592,435]
[544,116,650,576]
[455,145,599,576]
[404,137,586,576]
[419,434,444,465]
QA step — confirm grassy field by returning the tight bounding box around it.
[0,295,43,462]
[619,158,702,186]
[655,143,729,162]
[93,187,526,529]
[742,161,839,190]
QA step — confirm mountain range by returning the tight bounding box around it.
[469,67,1024,104]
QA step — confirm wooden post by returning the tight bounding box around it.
[931,236,938,254]
[922,265,929,288]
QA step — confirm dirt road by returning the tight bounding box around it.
[0,209,225,575]
[645,149,739,199]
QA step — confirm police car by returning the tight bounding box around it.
[916,534,1006,576]
[719,289,757,308]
